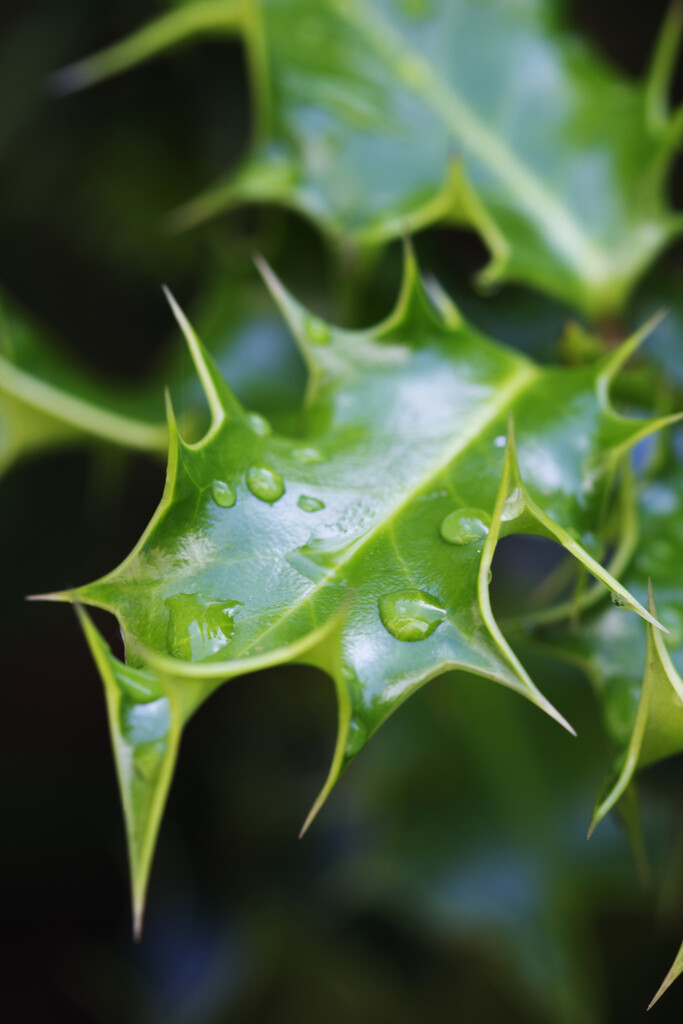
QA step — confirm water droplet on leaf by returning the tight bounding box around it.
[440,508,490,545]
[292,446,325,464]
[379,589,446,642]
[247,465,285,503]
[501,487,525,521]
[166,593,242,661]
[610,592,628,609]
[298,494,325,513]
[247,411,272,437]
[212,479,236,508]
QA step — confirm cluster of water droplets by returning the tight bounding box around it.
[207,416,329,511]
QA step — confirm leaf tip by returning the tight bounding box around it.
[25,589,72,604]
[544,699,577,738]
[132,895,146,943]
[163,286,231,432]
[598,311,668,396]
[648,945,683,1010]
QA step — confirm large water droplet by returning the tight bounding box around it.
[298,494,325,513]
[440,508,490,545]
[379,589,446,642]
[292,446,326,464]
[247,411,272,437]
[166,593,242,662]
[304,313,330,345]
[610,591,629,609]
[212,479,236,508]
[501,487,525,521]
[246,465,285,503]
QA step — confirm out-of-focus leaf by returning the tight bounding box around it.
[632,265,683,391]
[46,249,677,920]
[537,456,683,834]
[165,269,306,429]
[0,290,168,478]
[56,0,683,316]
[0,272,309,479]
[587,582,683,838]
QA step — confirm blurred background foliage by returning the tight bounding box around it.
[2,0,683,1021]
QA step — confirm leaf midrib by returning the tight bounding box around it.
[332,0,610,282]
[230,356,540,662]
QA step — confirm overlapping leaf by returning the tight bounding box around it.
[46,250,677,925]
[533,449,683,1006]
[0,276,305,480]
[537,454,683,830]
[0,290,167,478]
[56,0,683,316]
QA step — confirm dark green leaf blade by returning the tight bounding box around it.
[56,0,683,316]
[44,252,678,922]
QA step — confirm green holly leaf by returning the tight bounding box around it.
[43,249,677,923]
[587,581,683,838]
[0,290,168,478]
[54,0,683,317]
[535,456,683,838]
[0,274,308,480]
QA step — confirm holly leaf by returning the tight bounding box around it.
[0,290,168,478]
[42,249,677,923]
[0,274,309,479]
[54,0,683,316]
[588,581,683,837]
[535,456,683,835]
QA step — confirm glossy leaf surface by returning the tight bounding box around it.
[57,0,683,316]
[52,252,674,917]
